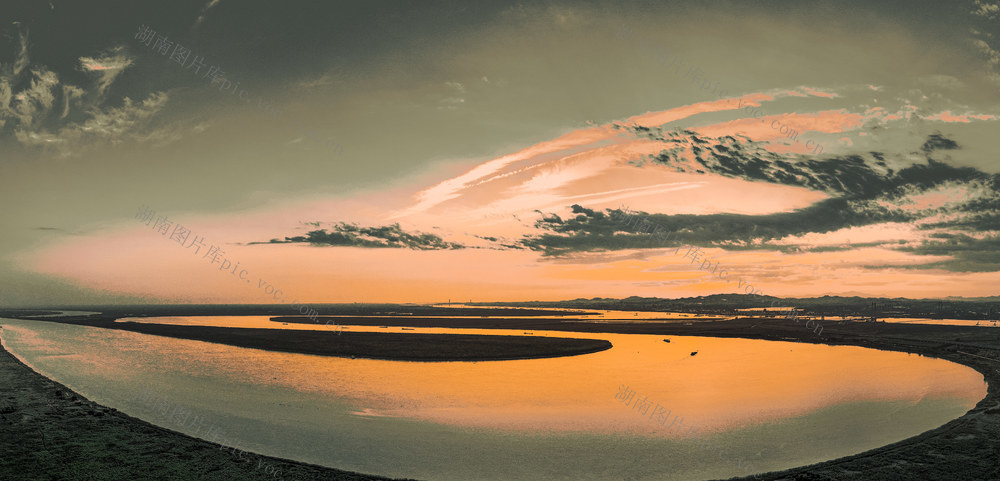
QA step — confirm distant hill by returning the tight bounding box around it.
[475,294,1000,320]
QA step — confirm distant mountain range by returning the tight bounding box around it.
[479,293,1000,320]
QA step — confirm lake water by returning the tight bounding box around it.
[875,317,1000,328]
[0,317,987,480]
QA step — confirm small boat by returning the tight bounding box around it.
[401,327,415,330]
[662,339,670,343]
[690,351,698,356]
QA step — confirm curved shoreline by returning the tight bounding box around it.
[719,330,1000,481]
[0,326,408,481]
[626,319,1000,480]
[2,315,998,480]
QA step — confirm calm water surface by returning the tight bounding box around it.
[0,317,987,480]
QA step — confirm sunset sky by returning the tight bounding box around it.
[2,0,1000,306]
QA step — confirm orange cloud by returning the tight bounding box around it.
[924,110,999,123]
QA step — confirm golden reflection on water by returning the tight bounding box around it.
[114,316,987,436]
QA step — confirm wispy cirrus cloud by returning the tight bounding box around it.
[972,0,1000,20]
[969,1,1000,84]
[14,92,173,151]
[295,73,337,90]
[439,80,466,110]
[0,26,184,156]
[78,47,133,99]
[7,68,59,129]
[193,0,223,29]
